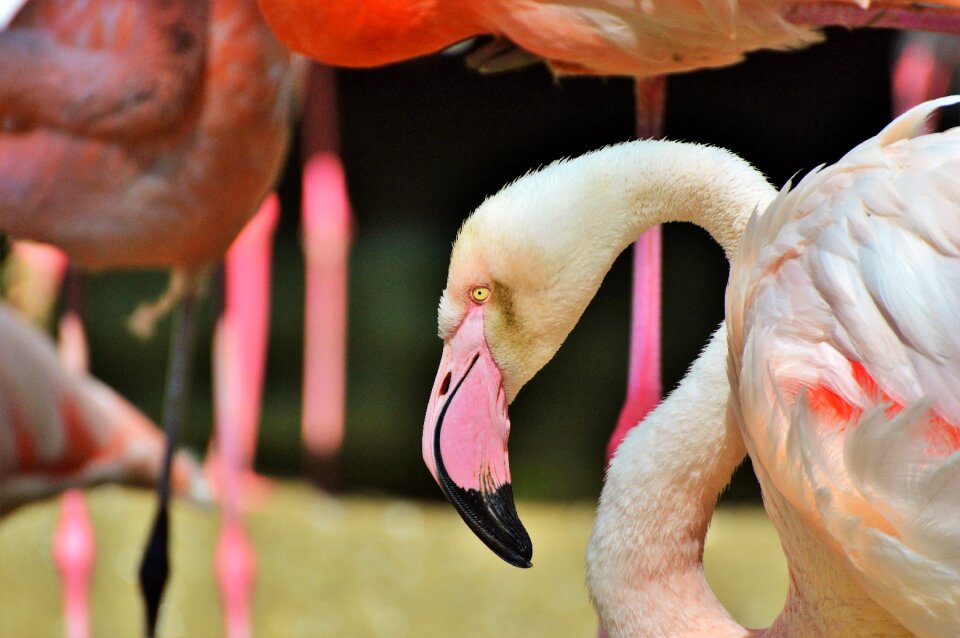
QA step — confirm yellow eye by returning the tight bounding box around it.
[471,286,490,303]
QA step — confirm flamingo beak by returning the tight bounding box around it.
[422,306,532,568]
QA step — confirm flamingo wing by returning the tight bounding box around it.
[727,97,960,637]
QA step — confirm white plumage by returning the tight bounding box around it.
[727,96,960,637]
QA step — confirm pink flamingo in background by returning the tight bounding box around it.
[0,1,294,635]
[1,289,203,638]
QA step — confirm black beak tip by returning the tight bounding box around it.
[437,474,534,569]
[502,547,533,569]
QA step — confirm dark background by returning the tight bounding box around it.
[83,27,900,504]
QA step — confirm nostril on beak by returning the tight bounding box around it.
[438,372,452,397]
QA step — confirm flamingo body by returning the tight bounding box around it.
[0,0,293,269]
[725,97,960,636]
[259,0,826,76]
[0,301,201,512]
[257,0,960,78]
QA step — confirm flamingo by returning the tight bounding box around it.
[0,1,294,635]
[421,98,960,634]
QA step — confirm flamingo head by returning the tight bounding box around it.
[423,167,614,567]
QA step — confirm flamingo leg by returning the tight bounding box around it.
[209,194,278,638]
[138,280,201,638]
[300,64,351,490]
[4,241,67,327]
[53,489,95,638]
[301,154,350,488]
[204,195,279,503]
[606,76,666,464]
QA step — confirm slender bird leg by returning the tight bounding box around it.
[204,195,279,505]
[606,76,665,464]
[209,194,279,638]
[53,264,96,638]
[301,154,350,489]
[53,489,95,638]
[300,64,351,490]
[138,276,202,638]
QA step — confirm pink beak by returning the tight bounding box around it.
[422,305,532,568]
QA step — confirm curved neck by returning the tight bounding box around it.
[466,140,776,399]
[551,142,775,636]
[571,140,775,260]
[588,329,756,638]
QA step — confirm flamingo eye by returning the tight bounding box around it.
[471,286,490,303]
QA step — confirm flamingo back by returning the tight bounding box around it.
[727,97,960,637]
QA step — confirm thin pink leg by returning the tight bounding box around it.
[205,195,279,503]
[53,489,95,638]
[211,194,279,638]
[606,230,662,462]
[301,153,351,484]
[605,77,665,465]
[214,518,256,638]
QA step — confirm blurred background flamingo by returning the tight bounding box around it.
[0,0,295,635]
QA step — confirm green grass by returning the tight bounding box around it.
[0,484,786,637]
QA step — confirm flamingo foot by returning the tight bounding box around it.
[201,452,274,510]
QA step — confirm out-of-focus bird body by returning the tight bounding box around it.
[258,0,960,77]
[0,302,200,512]
[0,0,293,269]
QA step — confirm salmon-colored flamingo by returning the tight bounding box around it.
[421,97,960,635]
[1,292,202,637]
[0,1,294,635]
